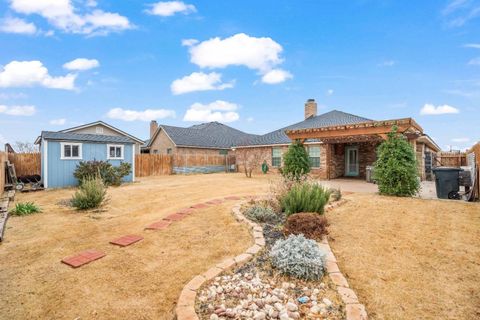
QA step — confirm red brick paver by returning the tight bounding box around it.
[62,249,106,268]
[163,213,185,221]
[177,208,194,215]
[224,196,241,200]
[205,199,224,205]
[110,234,144,247]
[190,203,209,209]
[145,220,171,230]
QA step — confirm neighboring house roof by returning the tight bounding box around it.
[147,121,259,149]
[239,110,373,146]
[60,120,144,144]
[39,131,136,144]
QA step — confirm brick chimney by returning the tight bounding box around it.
[150,120,158,138]
[304,98,317,119]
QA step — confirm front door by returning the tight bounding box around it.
[345,146,359,177]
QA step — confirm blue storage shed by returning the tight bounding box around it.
[36,131,136,188]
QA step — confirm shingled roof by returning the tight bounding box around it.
[40,131,136,144]
[238,110,373,146]
[149,122,259,149]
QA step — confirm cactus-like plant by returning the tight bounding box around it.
[270,234,326,280]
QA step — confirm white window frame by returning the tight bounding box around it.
[60,142,83,160]
[107,144,124,160]
[272,147,282,167]
[308,146,321,168]
[96,126,104,134]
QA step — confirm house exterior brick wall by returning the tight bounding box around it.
[149,129,176,154]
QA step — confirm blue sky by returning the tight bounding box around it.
[0,0,479,151]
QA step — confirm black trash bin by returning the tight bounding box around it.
[432,167,463,199]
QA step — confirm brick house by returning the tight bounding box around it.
[236,99,440,180]
[142,120,258,156]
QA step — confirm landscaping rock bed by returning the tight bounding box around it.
[195,221,345,319]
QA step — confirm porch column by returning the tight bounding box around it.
[326,143,331,180]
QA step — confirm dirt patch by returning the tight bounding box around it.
[327,193,480,320]
[0,173,272,319]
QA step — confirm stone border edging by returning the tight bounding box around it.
[175,198,266,320]
[176,197,368,320]
[323,198,368,320]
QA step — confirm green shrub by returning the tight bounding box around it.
[373,126,420,196]
[71,177,107,210]
[281,140,311,181]
[244,205,277,223]
[74,160,131,186]
[270,234,327,280]
[280,182,331,216]
[10,202,41,216]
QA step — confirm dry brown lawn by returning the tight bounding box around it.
[0,173,270,319]
[327,193,480,320]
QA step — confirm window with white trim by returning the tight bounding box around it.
[107,144,124,160]
[272,147,282,167]
[309,146,321,168]
[61,142,82,160]
[96,126,104,134]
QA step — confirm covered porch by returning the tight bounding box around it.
[287,118,424,180]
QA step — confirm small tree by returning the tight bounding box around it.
[281,140,311,181]
[373,126,420,196]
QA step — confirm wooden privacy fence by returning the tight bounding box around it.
[173,154,235,168]
[437,152,467,167]
[135,154,173,177]
[8,153,41,177]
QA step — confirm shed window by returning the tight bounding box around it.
[272,148,282,167]
[309,146,321,168]
[61,142,82,160]
[107,144,124,160]
[96,126,104,134]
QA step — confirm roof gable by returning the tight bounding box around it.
[240,110,373,146]
[40,131,136,144]
[60,121,144,144]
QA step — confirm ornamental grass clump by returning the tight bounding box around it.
[280,182,331,216]
[10,202,41,216]
[244,205,278,223]
[270,234,327,280]
[71,177,107,210]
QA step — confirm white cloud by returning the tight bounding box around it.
[463,43,480,49]
[378,60,396,67]
[49,118,66,125]
[0,104,36,116]
[181,38,198,46]
[0,17,36,34]
[63,58,99,71]
[326,89,334,96]
[9,0,132,35]
[246,117,254,122]
[420,103,460,115]
[147,1,196,16]
[189,33,284,72]
[261,69,292,84]
[442,0,480,27]
[107,108,175,121]
[451,137,470,142]
[171,71,234,95]
[0,60,76,90]
[183,100,240,123]
[468,57,480,65]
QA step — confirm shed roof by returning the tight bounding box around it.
[40,131,136,144]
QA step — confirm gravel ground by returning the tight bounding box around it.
[196,219,345,320]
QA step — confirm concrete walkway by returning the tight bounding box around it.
[318,178,437,199]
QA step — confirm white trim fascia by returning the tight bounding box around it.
[106,144,124,160]
[43,138,48,188]
[60,142,83,160]
[60,121,144,144]
[132,144,135,182]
